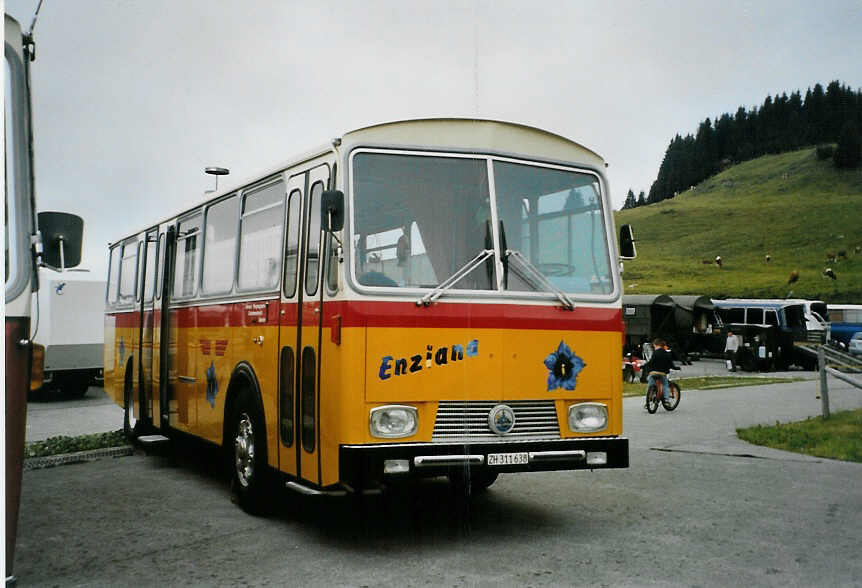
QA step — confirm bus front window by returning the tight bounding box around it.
[352,152,495,291]
[493,161,613,295]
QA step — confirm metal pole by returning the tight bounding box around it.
[818,346,830,419]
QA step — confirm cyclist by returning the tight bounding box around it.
[642,337,677,406]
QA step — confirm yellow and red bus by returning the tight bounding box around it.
[104,118,633,512]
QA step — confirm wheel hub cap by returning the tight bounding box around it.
[234,413,255,487]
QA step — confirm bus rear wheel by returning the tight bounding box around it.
[229,389,271,515]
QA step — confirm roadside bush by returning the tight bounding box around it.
[26,430,127,458]
[834,122,862,169]
[816,145,835,160]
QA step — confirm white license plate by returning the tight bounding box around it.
[487,452,529,466]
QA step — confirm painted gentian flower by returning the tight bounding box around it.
[544,340,586,391]
[206,360,218,408]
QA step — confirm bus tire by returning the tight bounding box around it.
[123,365,138,440]
[469,471,498,492]
[229,388,271,515]
[449,469,498,494]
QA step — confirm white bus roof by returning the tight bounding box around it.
[109,118,606,246]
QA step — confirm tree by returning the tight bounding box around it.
[637,191,646,207]
[622,189,637,210]
[834,121,861,169]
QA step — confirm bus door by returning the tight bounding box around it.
[164,212,204,432]
[279,164,329,486]
[158,226,176,430]
[137,227,160,428]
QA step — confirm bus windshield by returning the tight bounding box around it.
[351,151,613,296]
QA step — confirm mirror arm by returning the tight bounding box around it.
[58,236,66,272]
[327,210,343,247]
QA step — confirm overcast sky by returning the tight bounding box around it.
[6,0,862,279]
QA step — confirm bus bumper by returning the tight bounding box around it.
[339,436,628,489]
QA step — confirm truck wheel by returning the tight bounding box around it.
[65,373,91,399]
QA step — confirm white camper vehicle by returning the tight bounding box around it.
[31,271,105,398]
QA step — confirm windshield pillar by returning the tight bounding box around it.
[485,159,504,291]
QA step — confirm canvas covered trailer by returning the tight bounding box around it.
[669,295,722,357]
[622,294,675,356]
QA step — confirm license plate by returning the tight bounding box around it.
[487,452,529,466]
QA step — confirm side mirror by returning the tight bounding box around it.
[38,211,84,270]
[619,224,637,259]
[321,190,344,232]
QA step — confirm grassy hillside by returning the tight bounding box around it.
[614,147,862,303]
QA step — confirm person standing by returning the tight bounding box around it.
[725,330,740,372]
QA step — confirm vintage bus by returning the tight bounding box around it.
[104,118,633,512]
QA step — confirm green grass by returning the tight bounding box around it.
[25,430,127,458]
[736,409,862,462]
[615,147,862,302]
[622,375,798,397]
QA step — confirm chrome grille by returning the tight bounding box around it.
[432,400,561,442]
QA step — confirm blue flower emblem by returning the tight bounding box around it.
[544,340,586,391]
[205,360,218,408]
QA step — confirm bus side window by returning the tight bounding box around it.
[143,235,157,302]
[107,245,121,304]
[174,213,202,299]
[305,182,323,296]
[765,310,779,326]
[202,195,238,295]
[238,180,285,292]
[283,189,301,297]
[155,233,165,299]
[118,239,139,304]
[326,232,339,293]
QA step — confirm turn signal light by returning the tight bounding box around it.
[30,344,45,391]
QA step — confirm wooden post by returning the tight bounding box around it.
[818,346,830,419]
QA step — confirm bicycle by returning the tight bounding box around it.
[645,372,681,413]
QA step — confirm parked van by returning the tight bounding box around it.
[826,304,862,348]
[711,299,812,370]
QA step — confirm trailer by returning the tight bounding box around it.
[31,271,105,398]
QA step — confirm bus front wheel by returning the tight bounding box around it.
[229,389,271,515]
[449,469,498,494]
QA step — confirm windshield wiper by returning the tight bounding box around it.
[504,249,575,310]
[417,249,495,307]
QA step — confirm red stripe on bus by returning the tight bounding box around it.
[322,301,623,332]
[108,300,623,332]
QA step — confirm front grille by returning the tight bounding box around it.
[807,331,826,343]
[432,400,561,442]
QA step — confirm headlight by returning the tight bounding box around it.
[370,405,418,438]
[568,402,608,433]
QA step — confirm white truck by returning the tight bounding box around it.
[31,271,105,398]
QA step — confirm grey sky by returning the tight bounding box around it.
[6,0,862,279]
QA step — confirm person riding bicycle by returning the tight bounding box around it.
[642,337,678,404]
